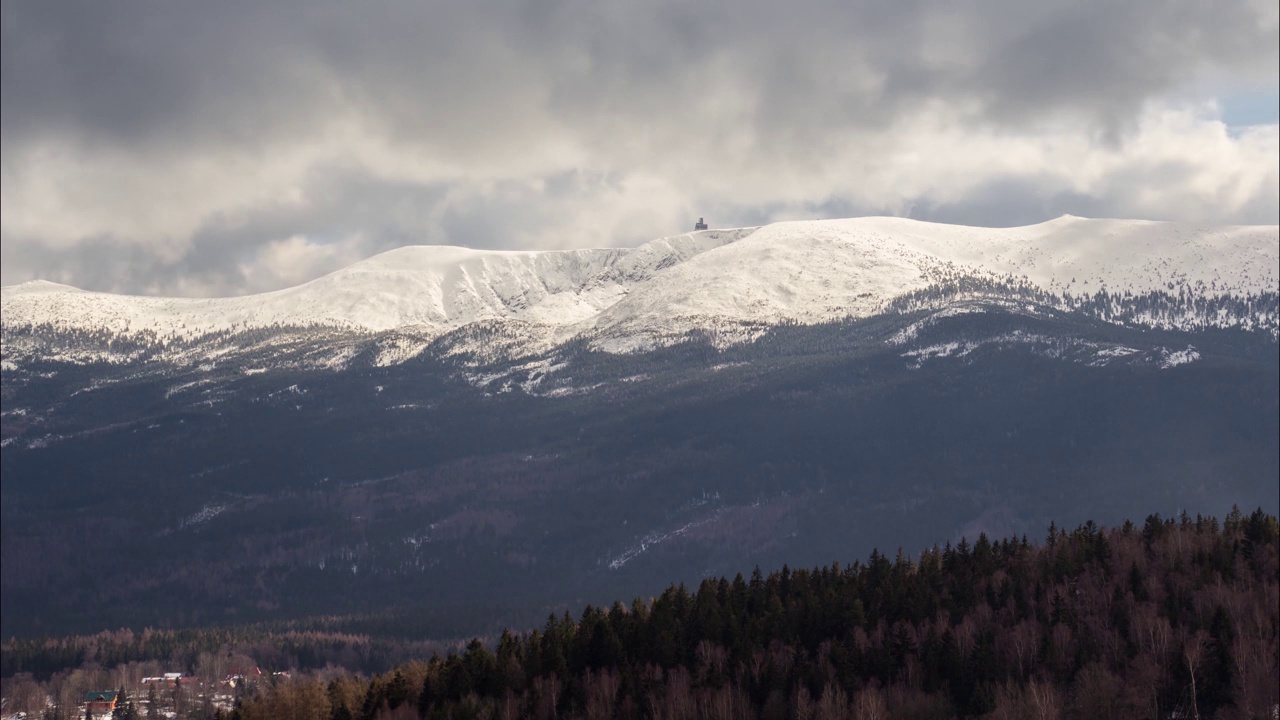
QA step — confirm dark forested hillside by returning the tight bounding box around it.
[210,510,1278,720]
[3,310,1277,642]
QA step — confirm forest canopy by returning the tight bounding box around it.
[7,508,1275,720]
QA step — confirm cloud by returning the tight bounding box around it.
[1,0,1277,295]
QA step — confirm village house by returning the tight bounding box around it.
[82,691,118,715]
[141,672,184,687]
[222,665,263,689]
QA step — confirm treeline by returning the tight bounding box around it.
[223,507,1278,720]
[883,272,1279,335]
[1,626,454,682]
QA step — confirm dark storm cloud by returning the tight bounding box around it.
[6,1,1269,143]
[2,0,1276,294]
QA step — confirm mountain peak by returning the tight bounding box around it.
[1,279,83,295]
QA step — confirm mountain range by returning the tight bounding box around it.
[3,216,1277,357]
[1,215,1277,639]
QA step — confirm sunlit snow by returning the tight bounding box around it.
[3,217,1276,363]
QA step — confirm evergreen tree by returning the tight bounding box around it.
[111,689,139,720]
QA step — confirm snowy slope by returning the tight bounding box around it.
[585,216,1279,349]
[3,216,1276,356]
[0,229,754,338]
[1,247,624,337]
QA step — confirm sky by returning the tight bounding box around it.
[1,0,1277,297]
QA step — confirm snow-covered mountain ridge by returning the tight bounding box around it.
[3,216,1277,361]
[0,228,755,337]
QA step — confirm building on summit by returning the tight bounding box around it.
[694,217,708,230]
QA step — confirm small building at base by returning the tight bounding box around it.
[83,691,119,715]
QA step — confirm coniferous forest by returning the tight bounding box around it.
[211,509,1278,720]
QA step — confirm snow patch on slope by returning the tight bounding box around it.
[1159,346,1201,368]
[898,330,1209,370]
[888,305,989,346]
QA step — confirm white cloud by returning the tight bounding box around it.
[235,235,367,295]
